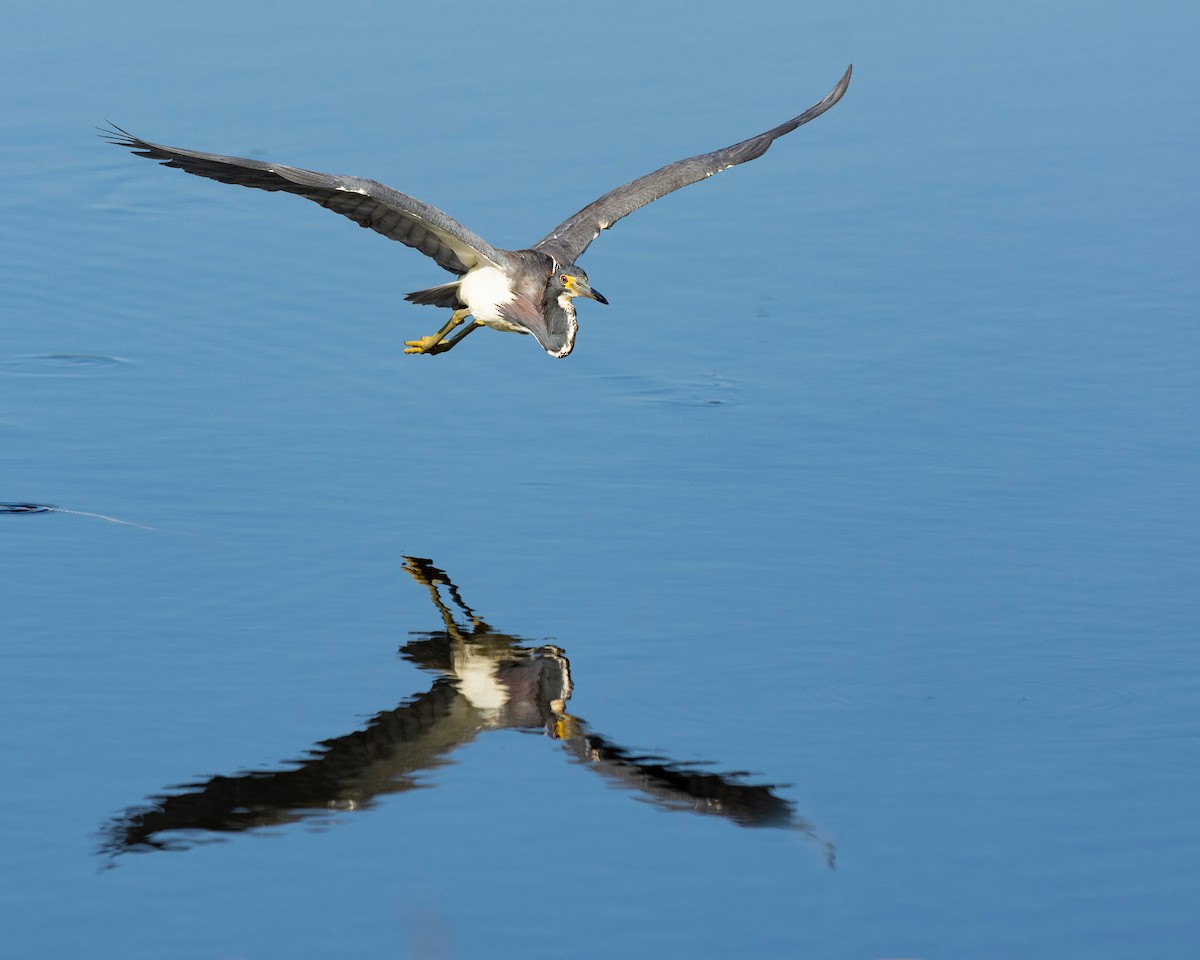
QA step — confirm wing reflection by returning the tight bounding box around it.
[102,557,827,859]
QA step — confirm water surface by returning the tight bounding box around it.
[2,2,1198,957]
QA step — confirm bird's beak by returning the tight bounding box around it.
[566,275,608,304]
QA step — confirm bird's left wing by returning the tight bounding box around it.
[534,65,851,265]
[103,125,507,276]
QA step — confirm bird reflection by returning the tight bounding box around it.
[101,557,827,860]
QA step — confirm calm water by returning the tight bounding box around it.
[3,2,1198,957]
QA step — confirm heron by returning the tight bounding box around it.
[105,66,850,359]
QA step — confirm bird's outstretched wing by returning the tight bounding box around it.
[103,125,507,276]
[534,65,851,264]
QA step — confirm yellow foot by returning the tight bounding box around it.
[404,335,444,355]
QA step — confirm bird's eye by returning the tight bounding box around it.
[561,275,570,284]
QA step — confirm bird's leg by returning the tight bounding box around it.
[404,308,473,355]
[430,318,485,354]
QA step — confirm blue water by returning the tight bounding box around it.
[3,2,1198,957]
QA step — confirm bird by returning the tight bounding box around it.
[104,65,850,359]
[101,555,820,857]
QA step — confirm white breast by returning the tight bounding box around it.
[457,265,515,324]
[452,645,509,720]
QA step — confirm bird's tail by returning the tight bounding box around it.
[404,282,463,309]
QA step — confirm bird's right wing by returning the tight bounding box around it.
[534,65,851,264]
[104,125,507,276]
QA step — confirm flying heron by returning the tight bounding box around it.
[105,65,851,359]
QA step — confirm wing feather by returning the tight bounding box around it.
[535,65,851,264]
[103,125,506,276]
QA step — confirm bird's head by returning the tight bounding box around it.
[551,267,608,305]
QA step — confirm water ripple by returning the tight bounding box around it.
[602,372,739,407]
[795,676,1134,716]
[0,354,127,376]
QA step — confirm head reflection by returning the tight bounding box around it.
[102,557,827,859]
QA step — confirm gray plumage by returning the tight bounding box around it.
[535,65,853,265]
[101,133,508,276]
[103,65,851,358]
